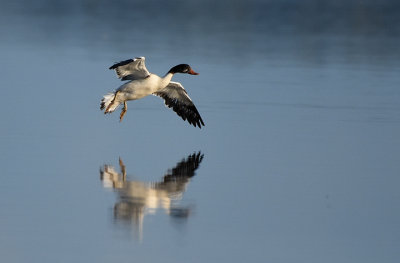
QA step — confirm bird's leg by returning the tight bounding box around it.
[120,101,127,122]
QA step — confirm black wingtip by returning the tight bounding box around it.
[194,121,204,129]
[100,98,106,110]
[199,118,205,128]
[109,59,134,70]
[194,114,205,129]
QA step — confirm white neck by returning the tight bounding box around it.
[163,72,174,80]
[160,72,174,87]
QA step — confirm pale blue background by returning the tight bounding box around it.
[1,0,399,262]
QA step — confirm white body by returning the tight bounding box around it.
[102,73,173,113]
[117,73,173,101]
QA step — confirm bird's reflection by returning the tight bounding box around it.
[100,152,204,240]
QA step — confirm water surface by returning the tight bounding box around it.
[1,1,400,262]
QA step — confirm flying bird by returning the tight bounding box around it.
[100,57,205,128]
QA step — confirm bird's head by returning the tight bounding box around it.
[168,64,199,75]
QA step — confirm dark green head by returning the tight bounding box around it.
[168,64,199,75]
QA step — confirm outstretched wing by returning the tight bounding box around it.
[109,57,150,81]
[153,82,205,128]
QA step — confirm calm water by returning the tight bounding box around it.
[1,0,400,262]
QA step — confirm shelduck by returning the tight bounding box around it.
[100,57,205,128]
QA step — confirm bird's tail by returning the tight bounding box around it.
[100,92,120,113]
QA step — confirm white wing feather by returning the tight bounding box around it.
[109,57,150,81]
